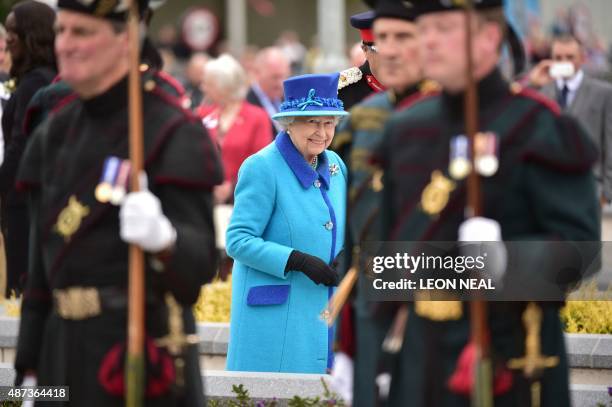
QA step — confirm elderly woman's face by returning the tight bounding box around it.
[287,116,336,161]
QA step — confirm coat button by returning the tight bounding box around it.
[320,309,331,322]
[314,180,321,188]
[324,221,334,230]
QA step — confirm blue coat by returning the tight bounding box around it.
[226,132,347,373]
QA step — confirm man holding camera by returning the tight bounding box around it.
[529,34,612,207]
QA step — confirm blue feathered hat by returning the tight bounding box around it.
[272,73,349,119]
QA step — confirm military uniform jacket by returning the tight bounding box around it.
[334,86,431,317]
[334,87,435,407]
[337,62,384,111]
[380,69,600,407]
[14,76,223,406]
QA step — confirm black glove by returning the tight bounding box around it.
[286,250,339,286]
[331,249,344,272]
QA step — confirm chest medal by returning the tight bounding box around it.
[55,196,90,241]
[474,131,499,177]
[421,170,456,216]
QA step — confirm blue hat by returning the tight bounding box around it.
[273,74,349,119]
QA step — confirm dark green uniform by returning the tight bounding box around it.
[378,68,600,406]
[14,74,223,406]
[334,84,435,407]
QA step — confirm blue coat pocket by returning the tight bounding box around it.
[247,285,291,306]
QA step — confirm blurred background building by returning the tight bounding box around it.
[0,0,611,83]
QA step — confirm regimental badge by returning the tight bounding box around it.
[55,196,90,242]
[329,163,340,176]
[94,0,120,16]
[420,171,456,216]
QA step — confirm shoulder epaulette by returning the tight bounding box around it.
[397,88,440,111]
[418,79,441,95]
[510,82,561,116]
[141,68,197,120]
[154,70,186,98]
[50,93,79,114]
[338,67,363,90]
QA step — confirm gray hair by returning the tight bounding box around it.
[0,24,6,40]
[204,53,248,102]
[274,115,342,131]
[274,116,295,131]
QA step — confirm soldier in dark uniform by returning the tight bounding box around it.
[375,1,600,406]
[13,1,223,406]
[331,1,439,405]
[338,10,385,111]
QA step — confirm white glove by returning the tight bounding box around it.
[459,216,502,242]
[22,375,36,407]
[119,175,176,253]
[330,352,353,405]
[376,372,392,400]
[459,217,506,285]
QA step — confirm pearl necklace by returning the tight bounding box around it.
[310,156,318,170]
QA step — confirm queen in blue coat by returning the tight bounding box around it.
[226,73,348,374]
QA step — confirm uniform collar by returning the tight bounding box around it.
[275,131,330,190]
[360,61,372,76]
[82,76,128,117]
[366,74,385,92]
[389,83,420,107]
[441,68,509,117]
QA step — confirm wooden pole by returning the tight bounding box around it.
[463,2,492,406]
[126,1,145,406]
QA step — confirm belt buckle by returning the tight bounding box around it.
[414,291,463,321]
[54,287,102,320]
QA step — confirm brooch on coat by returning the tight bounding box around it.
[329,164,340,176]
